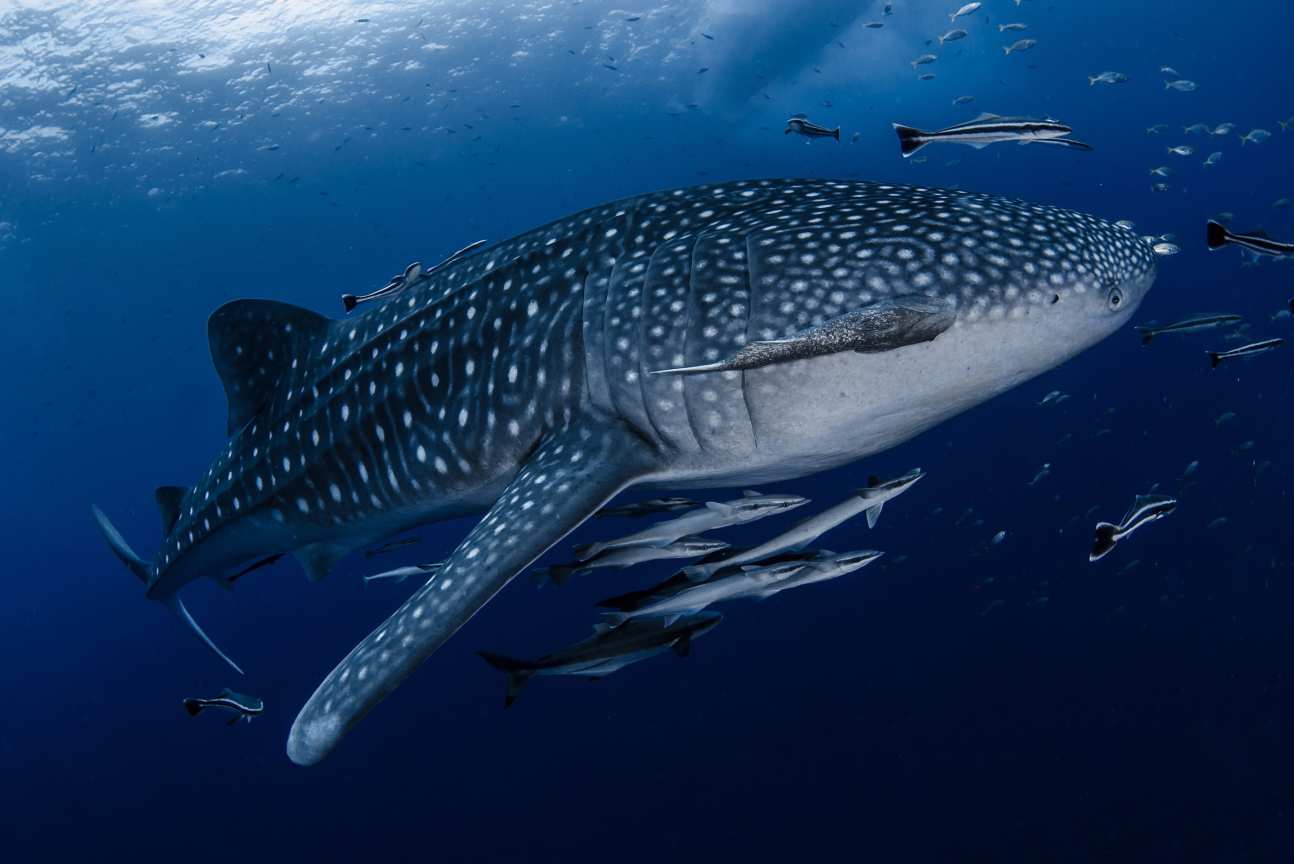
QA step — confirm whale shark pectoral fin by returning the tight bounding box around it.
[286,419,657,766]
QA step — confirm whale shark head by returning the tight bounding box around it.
[729,184,1159,475]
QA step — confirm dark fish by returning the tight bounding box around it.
[1207,221,1294,257]
[183,689,264,726]
[784,117,840,141]
[892,113,1084,157]
[1090,494,1177,562]
[225,553,285,585]
[476,613,723,706]
[365,536,421,558]
[1136,313,1242,345]
[342,239,487,312]
[596,497,698,518]
[1208,337,1284,368]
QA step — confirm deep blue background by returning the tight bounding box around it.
[3,1,1293,860]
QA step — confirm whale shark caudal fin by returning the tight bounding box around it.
[475,651,536,707]
[91,505,245,675]
[286,420,659,766]
[207,299,333,436]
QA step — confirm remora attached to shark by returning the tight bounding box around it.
[91,179,1157,766]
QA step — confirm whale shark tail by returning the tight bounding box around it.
[91,505,244,675]
[1090,522,1119,561]
[476,651,536,707]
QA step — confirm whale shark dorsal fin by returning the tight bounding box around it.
[207,299,332,436]
[154,485,186,535]
[287,419,658,767]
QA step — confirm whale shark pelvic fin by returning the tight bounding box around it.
[287,418,658,766]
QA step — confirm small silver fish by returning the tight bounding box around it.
[950,2,982,23]
[1167,145,1194,156]
[1212,123,1235,135]
[939,29,967,45]
[911,53,938,68]
[1090,71,1129,86]
[1004,39,1037,56]
[1164,79,1197,92]
[1241,128,1271,145]
[1203,151,1222,166]
[784,117,840,140]
[1152,242,1179,256]
[1150,166,1173,176]
[999,23,1027,31]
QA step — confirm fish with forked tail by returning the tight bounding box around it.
[680,469,922,581]
[893,114,1090,157]
[1136,313,1242,345]
[1090,495,1177,562]
[1208,338,1283,369]
[477,613,722,706]
[1207,221,1294,257]
[183,689,264,725]
[785,116,840,141]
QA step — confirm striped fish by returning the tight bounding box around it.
[1208,337,1284,369]
[1207,221,1294,257]
[893,113,1091,157]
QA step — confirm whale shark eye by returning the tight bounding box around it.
[1107,287,1124,310]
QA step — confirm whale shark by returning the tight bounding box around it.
[91,178,1157,766]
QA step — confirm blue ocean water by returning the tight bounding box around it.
[3,0,1293,859]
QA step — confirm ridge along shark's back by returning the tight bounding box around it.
[89,179,1156,764]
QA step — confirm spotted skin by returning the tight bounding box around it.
[92,179,1157,764]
